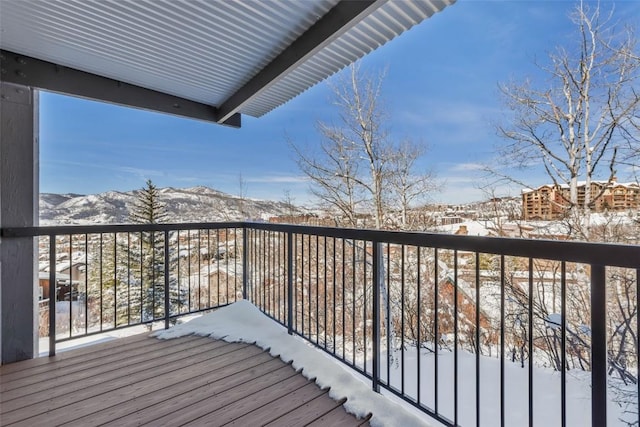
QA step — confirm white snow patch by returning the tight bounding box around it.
[435,220,490,236]
[153,300,433,427]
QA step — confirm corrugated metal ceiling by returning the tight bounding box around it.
[0,0,454,120]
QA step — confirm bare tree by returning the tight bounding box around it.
[387,139,438,230]
[291,63,437,229]
[621,111,640,184]
[494,1,640,239]
[290,63,383,227]
[290,131,363,227]
[281,189,296,218]
[332,63,389,228]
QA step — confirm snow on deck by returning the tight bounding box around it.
[153,300,434,427]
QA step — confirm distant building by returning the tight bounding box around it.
[522,178,640,220]
[441,216,464,226]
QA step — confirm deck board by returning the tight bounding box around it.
[14,345,265,426]
[0,333,151,375]
[222,382,329,426]
[0,333,367,426]
[80,355,282,426]
[264,395,347,426]
[1,335,202,393]
[1,337,229,417]
[179,375,314,426]
[307,405,372,426]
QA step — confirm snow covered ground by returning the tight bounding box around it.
[154,301,635,427]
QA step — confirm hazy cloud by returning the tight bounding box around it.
[449,163,485,172]
[244,175,308,184]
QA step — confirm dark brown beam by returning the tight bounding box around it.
[216,0,382,123]
[0,50,241,127]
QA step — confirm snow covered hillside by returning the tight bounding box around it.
[40,186,307,225]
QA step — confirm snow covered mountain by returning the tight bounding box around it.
[39,186,306,225]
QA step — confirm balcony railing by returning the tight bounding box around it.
[3,221,640,427]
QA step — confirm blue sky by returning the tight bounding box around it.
[39,0,640,205]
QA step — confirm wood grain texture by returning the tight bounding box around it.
[0,333,367,426]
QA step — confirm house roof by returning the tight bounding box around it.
[0,0,454,127]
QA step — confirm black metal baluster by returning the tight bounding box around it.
[217,229,221,305]
[324,235,327,349]
[342,238,346,361]
[164,230,170,329]
[113,234,117,328]
[401,244,406,395]
[69,235,73,336]
[637,267,639,427]
[333,237,337,353]
[308,234,312,339]
[363,240,368,374]
[234,228,238,302]
[434,248,439,415]
[416,246,422,407]
[49,236,56,356]
[287,232,293,334]
[263,230,267,312]
[373,240,381,393]
[127,233,131,326]
[591,264,607,427]
[198,230,201,310]
[177,232,181,313]
[561,261,566,427]
[240,228,245,302]
[476,252,481,427]
[500,255,505,427]
[100,233,104,330]
[266,230,270,314]
[352,240,356,366]
[187,230,192,311]
[226,228,230,305]
[278,231,282,321]
[302,234,305,336]
[208,229,212,306]
[528,258,534,427]
[387,243,391,387]
[151,231,156,321]
[315,234,319,344]
[417,246,422,406]
[85,234,89,334]
[454,249,458,426]
[139,232,143,322]
[294,233,298,331]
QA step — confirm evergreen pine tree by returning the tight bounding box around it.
[129,180,171,321]
[130,179,169,224]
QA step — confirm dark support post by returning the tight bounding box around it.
[591,264,607,426]
[48,237,56,356]
[164,230,170,330]
[1,50,241,127]
[0,82,39,364]
[372,241,382,393]
[287,232,293,335]
[242,227,248,300]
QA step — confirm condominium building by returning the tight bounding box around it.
[522,178,640,220]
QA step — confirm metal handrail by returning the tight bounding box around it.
[243,223,638,427]
[3,221,639,426]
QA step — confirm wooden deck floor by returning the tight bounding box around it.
[0,333,371,426]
